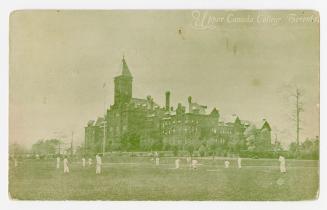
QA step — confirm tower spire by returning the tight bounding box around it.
[121,56,132,77]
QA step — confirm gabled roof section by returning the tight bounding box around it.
[260,120,271,131]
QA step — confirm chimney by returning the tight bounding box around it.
[165,91,170,111]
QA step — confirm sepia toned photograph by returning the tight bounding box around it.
[9,10,319,200]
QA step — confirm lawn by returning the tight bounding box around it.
[8,157,319,201]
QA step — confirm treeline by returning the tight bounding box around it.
[287,137,319,159]
[11,135,319,160]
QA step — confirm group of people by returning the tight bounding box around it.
[154,155,286,173]
[55,153,287,174]
[56,154,103,174]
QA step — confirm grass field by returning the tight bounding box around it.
[9,157,319,201]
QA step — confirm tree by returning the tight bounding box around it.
[293,88,304,146]
[121,132,138,151]
[207,139,218,159]
[312,136,319,159]
[272,141,283,153]
[281,86,304,147]
[198,144,206,157]
[288,142,299,158]
[244,125,258,151]
[151,138,163,151]
[228,133,241,154]
[172,145,179,156]
[31,139,62,156]
[186,143,195,157]
[9,143,27,157]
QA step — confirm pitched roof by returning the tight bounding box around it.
[250,119,272,131]
[222,114,239,123]
[210,108,219,116]
[131,98,160,107]
[189,102,207,114]
[260,120,271,131]
[87,120,95,126]
[95,117,105,126]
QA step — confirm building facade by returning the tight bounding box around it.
[84,57,272,155]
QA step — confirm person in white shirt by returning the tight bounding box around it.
[82,157,86,168]
[279,155,286,173]
[224,160,230,168]
[63,157,69,174]
[96,154,102,174]
[237,156,242,169]
[154,152,160,166]
[88,158,92,166]
[56,156,60,169]
[191,159,198,170]
[175,158,180,169]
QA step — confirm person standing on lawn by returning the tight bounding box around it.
[224,160,230,168]
[191,159,198,170]
[279,155,286,173]
[96,154,102,174]
[82,157,86,168]
[237,156,242,169]
[175,158,180,169]
[63,156,69,174]
[155,152,160,166]
[56,156,60,169]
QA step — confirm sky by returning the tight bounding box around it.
[9,10,319,148]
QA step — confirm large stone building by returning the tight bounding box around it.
[84,57,272,155]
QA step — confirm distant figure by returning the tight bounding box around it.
[175,159,180,169]
[155,157,160,166]
[279,156,286,173]
[191,159,198,170]
[96,154,102,174]
[155,152,160,166]
[224,160,230,168]
[88,158,92,166]
[237,157,242,169]
[82,157,86,168]
[63,157,69,174]
[56,156,60,169]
